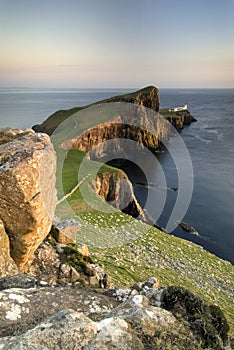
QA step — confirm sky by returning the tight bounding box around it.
[0,0,234,88]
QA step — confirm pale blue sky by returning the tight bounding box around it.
[0,0,233,88]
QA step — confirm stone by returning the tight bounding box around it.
[0,128,34,146]
[51,219,80,244]
[0,274,37,291]
[28,242,60,286]
[144,276,160,288]
[0,219,18,278]
[0,284,117,337]
[106,295,176,337]
[55,243,66,254]
[57,264,81,285]
[0,309,98,350]
[0,129,57,272]
[84,317,144,350]
[28,241,108,287]
[131,282,143,292]
[143,287,165,307]
[78,244,89,257]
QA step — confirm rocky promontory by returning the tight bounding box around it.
[33,86,161,136]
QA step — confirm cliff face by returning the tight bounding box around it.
[94,171,153,225]
[61,115,169,160]
[33,86,160,136]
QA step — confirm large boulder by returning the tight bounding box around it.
[106,294,176,337]
[0,309,98,350]
[0,285,117,337]
[0,219,18,277]
[0,128,57,272]
[84,317,144,350]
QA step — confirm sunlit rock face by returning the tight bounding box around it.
[0,128,57,272]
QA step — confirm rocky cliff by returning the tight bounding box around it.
[60,114,169,160]
[0,128,57,274]
[94,171,153,224]
[33,86,160,135]
[55,86,169,158]
[161,109,197,131]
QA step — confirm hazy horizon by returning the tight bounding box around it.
[1,0,233,88]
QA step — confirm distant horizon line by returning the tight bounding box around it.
[0,86,234,90]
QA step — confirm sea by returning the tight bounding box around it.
[0,87,233,264]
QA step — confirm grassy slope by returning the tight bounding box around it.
[55,149,234,336]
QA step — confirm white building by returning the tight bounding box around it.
[169,103,188,112]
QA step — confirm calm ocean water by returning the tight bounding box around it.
[132,89,234,264]
[0,88,233,264]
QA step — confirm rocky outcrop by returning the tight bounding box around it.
[166,109,197,131]
[94,170,154,224]
[28,240,108,287]
[0,219,18,277]
[0,275,231,349]
[0,128,57,273]
[0,284,117,338]
[134,86,159,112]
[84,317,144,350]
[0,310,99,350]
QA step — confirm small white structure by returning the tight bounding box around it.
[169,103,188,112]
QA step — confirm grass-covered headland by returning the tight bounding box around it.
[36,86,233,337]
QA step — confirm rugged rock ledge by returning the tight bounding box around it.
[0,275,231,349]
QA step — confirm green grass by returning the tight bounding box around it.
[159,108,187,119]
[54,148,234,337]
